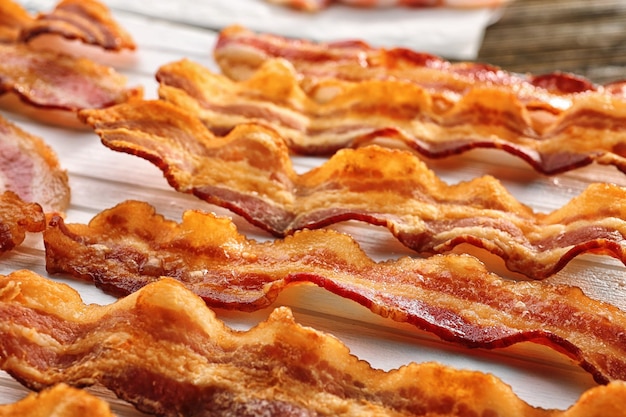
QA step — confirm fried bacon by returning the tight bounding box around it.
[0,191,44,254]
[0,43,141,112]
[0,384,114,417]
[157,58,626,172]
[268,0,510,12]
[0,0,134,51]
[0,114,70,212]
[79,100,626,279]
[19,0,136,51]
[42,200,626,384]
[2,270,626,416]
[213,26,626,171]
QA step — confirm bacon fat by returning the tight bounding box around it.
[79,100,626,279]
[0,384,114,417]
[1,269,626,416]
[157,58,626,173]
[0,191,45,254]
[43,200,626,384]
[0,114,70,212]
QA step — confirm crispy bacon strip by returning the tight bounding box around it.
[0,43,141,111]
[0,384,114,417]
[0,114,70,212]
[1,270,626,416]
[79,100,626,279]
[214,25,621,107]
[157,58,626,172]
[19,0,136,51]
[0,191,44,253]
[42,200,626,384]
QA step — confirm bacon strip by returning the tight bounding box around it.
[0,114,70,212]
[19,0,136,51]
[268,0,510,12]
[157,58,626,173]
[0,0,134,51]
[79,100,626,279]
[42,200,626,384]
[0,384,114,417]
[0,191,45,253]
[0,43,141,111]
[1,270,626,416]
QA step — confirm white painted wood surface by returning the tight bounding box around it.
[1,1,624,414]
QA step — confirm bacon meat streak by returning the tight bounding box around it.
[1,270,626,417]
[157,58,626,172]
[42,201,626,384]
[0,191,44,253]
[0,384,115,417]
[0,114,70,212]
[79,101,626,279]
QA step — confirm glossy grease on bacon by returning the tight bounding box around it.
[267,0,511,12]
[80,100,626,279]
[158,58,626,173]
[1,270,626,416]
[44,200,626,383]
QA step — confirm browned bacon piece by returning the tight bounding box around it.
[79,100,626,279]
[0,114,70,212]
[0,384,114,417]
[157,58,626,173]
[2,270,626,416]
[19,0,136,51]
[0,191,44,254]
[0,43,141,111]
[43,200,626,384]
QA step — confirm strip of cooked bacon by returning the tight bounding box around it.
[42,200,626,384]
[2,270,626,416]
[0,384,114,417]
[19,0,136,51]
[268,0,510,12]
[0,191,44,253]
[213,25,626,116]
[79,100,626,279]
[0,43,141,111]
[0,0,134,51]
[0,114,70,212]
[157,58,626,173]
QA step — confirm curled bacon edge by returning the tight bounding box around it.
[1,269,626,416]
[79,100,626,280]
[44,200,626,384]
[0,191,45,254]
